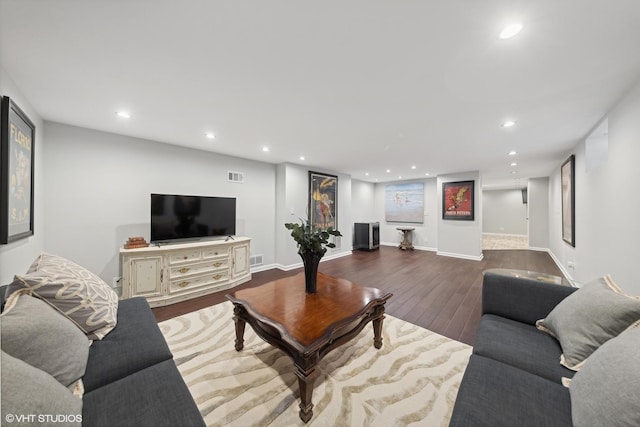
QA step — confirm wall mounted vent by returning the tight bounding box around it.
[250,255,263,266]
[228,171,244,183]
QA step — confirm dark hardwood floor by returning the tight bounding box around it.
[152,246,565,346]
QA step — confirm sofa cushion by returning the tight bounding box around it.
[449,354,572,427]
[536,275,640,370]
[1,350,83,426]
[83,297,173,392]
[482,270,577,324]
[7,253,119,340]
[569,324,640,427]
[473,314,575,383]
[82,359,205,427]
[0,290,90,387]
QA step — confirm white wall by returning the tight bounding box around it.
[548,79,640,294]
[43,122,277,283]
[275,163,353,268]
[437,171,483,260]
[482,189,528,235]
[374,178,438,250]
[351,179,376,223]
[528,177,549,249]
[0,65,46,284]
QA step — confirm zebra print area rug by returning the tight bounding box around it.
[159,301,471,426]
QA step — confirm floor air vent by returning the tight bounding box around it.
[228,171,244,183]
[250,255,263,266]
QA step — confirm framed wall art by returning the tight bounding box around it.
[385,182,424,223]
[1,96,35,244]
[309,171,337,230]
[561,154,575,247]
[442,180,474,221]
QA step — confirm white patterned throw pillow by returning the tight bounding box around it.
[8,253,119,340]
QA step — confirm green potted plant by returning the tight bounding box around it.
[285,219,342,293]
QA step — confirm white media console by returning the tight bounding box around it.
[120,237,251,307]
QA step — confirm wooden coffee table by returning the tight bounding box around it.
[226,272,392,423]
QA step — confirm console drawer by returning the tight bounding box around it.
[169,270,230,293]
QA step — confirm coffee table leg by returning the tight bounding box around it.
[232,305,246,351]
[372,307,386,349]
[295,366,319,423]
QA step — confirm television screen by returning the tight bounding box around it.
[151,194,236,243]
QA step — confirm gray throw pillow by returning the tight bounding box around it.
[569,325,640,427]
[1,350,83,427]
[7,252,119,340]
[0,290,90,387]
[536,275,640,370]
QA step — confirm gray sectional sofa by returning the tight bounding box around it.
[1,286,205,427]
[449,270,578,427]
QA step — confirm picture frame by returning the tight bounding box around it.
[1,96,35,244]
[561,154,575,247]
[309,171,337,230]
[385,182,424,223]
[442,180,474,221]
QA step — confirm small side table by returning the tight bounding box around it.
[396,227,415,250]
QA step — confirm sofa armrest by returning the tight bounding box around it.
[482,270,577,325]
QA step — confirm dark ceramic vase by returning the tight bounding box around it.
[299,252,323,293]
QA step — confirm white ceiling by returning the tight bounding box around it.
[2,0,640,188]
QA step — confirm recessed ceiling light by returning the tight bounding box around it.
[386,169,391,173]
[205,132,215,139]
[398,176,402,179]
[502,120,516,128]
[411,165,416,170]
[299,156,305,161]
[425,173,430,176]
[510,162,518,167]
[365,172,369,176]
[262,147,269,153]
[116,111,131,119]
[511,170,518,174]
[508,150,517,156]
[500,23,523,39]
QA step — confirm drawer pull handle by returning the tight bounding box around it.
[213,274,223,280]
[214,262,223,267]
[178,281,189,288]
[178,267,190,274]
[183,256,188,260]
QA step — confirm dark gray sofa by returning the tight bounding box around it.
[1,286,205,427]
[449,270,578,427]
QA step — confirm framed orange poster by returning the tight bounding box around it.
[442,180,474,221]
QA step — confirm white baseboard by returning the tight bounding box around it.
[273,250,353,272]
[546,249,576,286]
[380,241,437,252]
[483,232,528,238]
[436,251,484,261]
[250,263,279,273]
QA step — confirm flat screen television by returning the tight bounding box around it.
[150,193,236,243]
